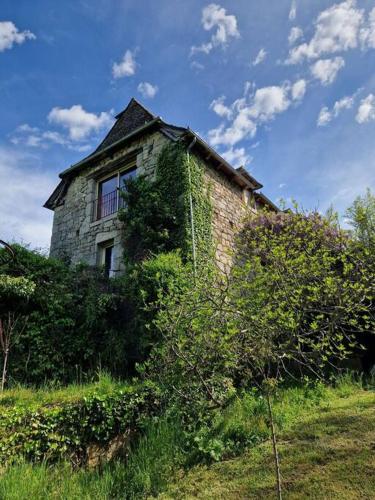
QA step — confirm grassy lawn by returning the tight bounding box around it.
[160,388,375,500]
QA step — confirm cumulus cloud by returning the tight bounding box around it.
[252,48,267,66]
[208,80,305,148]
[10,124,93,152]
[310,57,345,85]
[137,82,158,99]
[291,79,306,100]
[191,3,240,55]
[0,21,35,52]
[0,147,54,249]
[317,94,354,126]
[288,26,303,45]
[112,49,137,78]
[286,0,364,64]
[221,147,252,168]
[48,105,113,141]
[210,96,233,119]
[289,1,297,21]
[356,94,375,124]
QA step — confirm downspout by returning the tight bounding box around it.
[186,136,197,278]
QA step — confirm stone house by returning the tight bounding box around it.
[45,98,277,275]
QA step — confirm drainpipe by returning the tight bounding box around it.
[186,136,197,278]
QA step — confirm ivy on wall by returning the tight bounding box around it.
[119,141,213,265]
[156,142,213,262]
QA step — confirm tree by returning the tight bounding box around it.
[346,188,375,250]
[0,274,35,390]
[145,210,375,500]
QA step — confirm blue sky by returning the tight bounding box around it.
[1,0,375,249]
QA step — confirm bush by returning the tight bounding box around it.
[0,381,161,466]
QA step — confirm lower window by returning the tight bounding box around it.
[98,240,115,277]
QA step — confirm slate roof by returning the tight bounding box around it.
[94,98,156,154]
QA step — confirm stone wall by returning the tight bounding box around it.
[49,130,169,275]
[203,162,255,273]
[49,132,255,274]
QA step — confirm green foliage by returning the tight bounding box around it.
[119,142,212,264]
[346,188,375,250]
[143,210,375,422]
[115,251,189,365]
[0,245,133,384]
[0,379,350,499]
[0,275,35,299]
[232,210,375,379]
[0,380,161,466]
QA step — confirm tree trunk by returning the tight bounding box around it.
[1,348,9,392]
[267,391,282,500]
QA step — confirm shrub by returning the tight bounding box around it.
[0,381,161,466]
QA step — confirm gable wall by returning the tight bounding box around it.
[49,130,169,274]
[49,133,254,274]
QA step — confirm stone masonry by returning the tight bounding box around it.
[46,99,274,275]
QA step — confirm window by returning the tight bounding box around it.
[97,175,117,219]
[119,167,137,208]
[99,240,115,277]
[96,165,137,220]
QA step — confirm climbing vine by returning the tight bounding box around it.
[119,141,213,265]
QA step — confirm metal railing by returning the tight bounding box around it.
[92,189,125,221]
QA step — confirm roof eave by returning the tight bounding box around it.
[182,129,259,191]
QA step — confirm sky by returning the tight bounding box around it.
[1,0,375,250]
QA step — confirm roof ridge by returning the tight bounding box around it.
[115,97,156,120]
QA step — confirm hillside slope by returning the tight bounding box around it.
[160,389,375,500]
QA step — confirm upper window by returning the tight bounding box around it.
[95,165,136,220]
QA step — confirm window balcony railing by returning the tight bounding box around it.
[92,189,126,221]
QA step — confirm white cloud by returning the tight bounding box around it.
[356,94,375,124]
[191,3,240,55]
[0,21,35,52]
[137,82,158,99]
[0,147,54,249]
[208,117,257,148]
[190,60,205,71]
[317,95,354,126]
[221,147,252,168]
[112,49,137,78]
[288,26,303,45]
[251,85,291,121]
[252,48,267,66]
[10,124,94,152]
[310,56,345,85]
[210,96,233,119]
[48,105,113,141]
[289,1,297,21]
[360,7,375,49]
[286,0,364,64]
[291,79,306,100]
[208,82,301,148]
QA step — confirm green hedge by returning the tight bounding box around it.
[0,382,161,466]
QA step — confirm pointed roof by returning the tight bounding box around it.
[44,98,278,212]
[94,98,156,153]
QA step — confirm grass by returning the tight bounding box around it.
[0,372,128,410]
[0,375,373,499]
[160,383,375,499]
